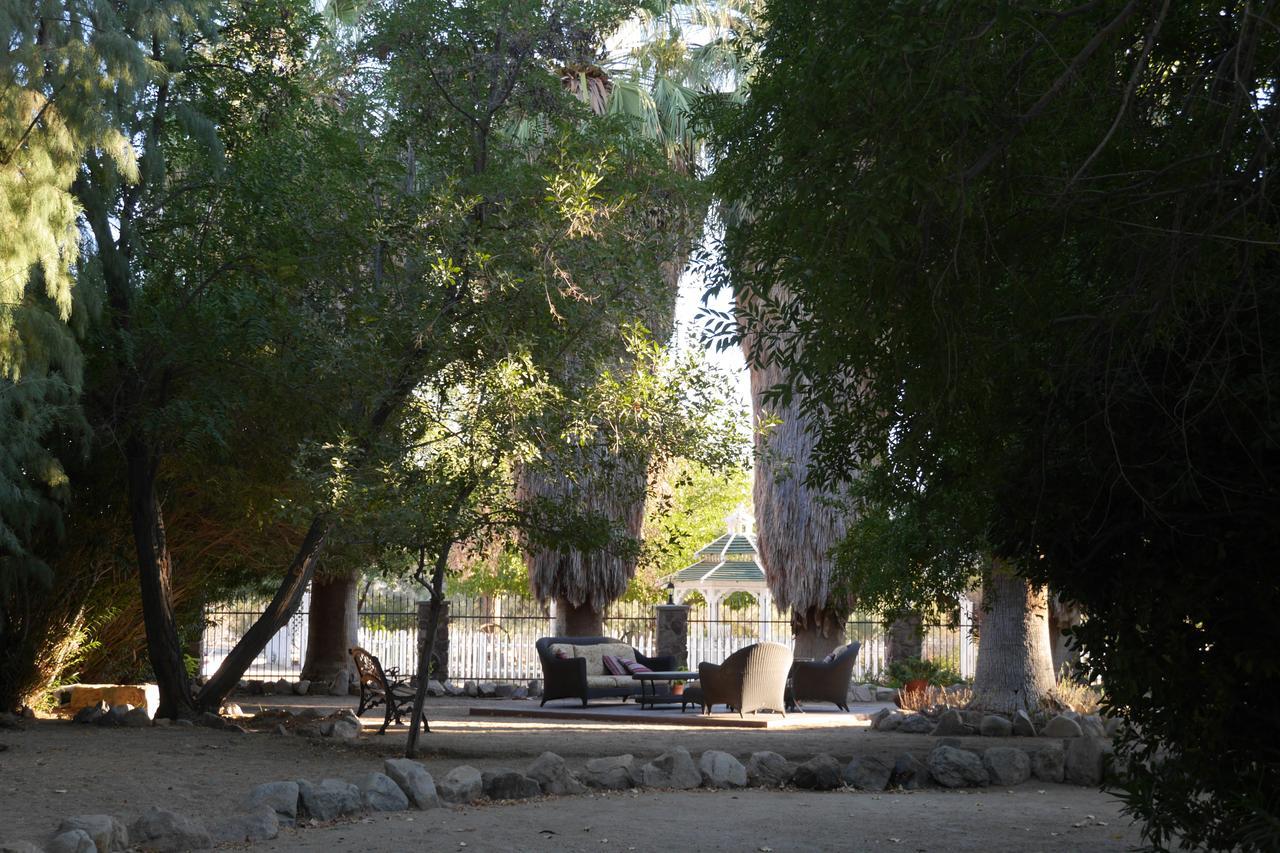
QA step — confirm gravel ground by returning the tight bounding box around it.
[0,695,1141,851]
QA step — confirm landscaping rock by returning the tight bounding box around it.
[1032,744,1066,783]
[979,715,1013,738]
[463,681,478,698]
[1012,710,1037,737]
[581,755,636,790]
[481,769,541,801]
[493,683,516,698]
[438,765,484,803]
[510,686,529,700]
[868,708,892,728]
[122,707,152,728]
[384,759,442,809]
[477,681,498,697]
[842,757,892,791]
[444,682,464,697]
[1103,716,1123,738]
[327,673,349,697]
[875,711,905,732]
[930,709,972,737]
[898,714,933,734]
[637,747,701,790]
[247,781,299,824]
[360,772,410,811]
[220,703,243,716]
[959,710,984,728]
[1080,715,1106,738]
[72,702,108,724]
[195,711,227,730]
[848,684,876,703]
[983,747,1031,785]
[874,687,897,703]
[527,680,542,698]
[526,752,586,796]
[95,704,131,727]
[129,806,212,851]
[297,779,362,821]
[697,751,747,789]
[56,816,127,852]
[172,719,193,728]
[745,751,794,788]
[47,830,95,853]
[791,754,843,790]
[927,746,990,788]
[891,753,929,790]
[425,680,447,697]
[1043,715,1083,738]
[206,806,279,844]
[326,719,360,740]
[293,680,311,696]
[1065,736,1106,786]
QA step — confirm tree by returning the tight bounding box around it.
[704,1,1279,848]
[0,0,189,709]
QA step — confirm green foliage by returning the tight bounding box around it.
[884,658,951,689]
[703,1,1280,848]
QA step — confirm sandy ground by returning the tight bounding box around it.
[0,695,1143,851]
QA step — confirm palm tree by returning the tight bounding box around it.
[520,2,754,634]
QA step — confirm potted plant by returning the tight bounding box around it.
[886,658,943,708]
[670,680,685,696]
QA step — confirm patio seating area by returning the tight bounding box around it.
[468,700,888,729]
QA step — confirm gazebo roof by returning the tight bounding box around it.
[670,530,767,589]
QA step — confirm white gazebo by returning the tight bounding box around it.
[668,505,773,621]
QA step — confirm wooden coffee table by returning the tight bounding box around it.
[631,671,699,710]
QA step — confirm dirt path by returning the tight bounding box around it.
[0,697,1140,850]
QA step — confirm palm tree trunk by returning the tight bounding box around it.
[300,568,360,690]
[791,605,846,659]
[967,562,1056,714]
[555,598,604,637]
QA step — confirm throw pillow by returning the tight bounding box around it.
[554,648,570,660]
[622,659,653,675]
[602,655,629,676]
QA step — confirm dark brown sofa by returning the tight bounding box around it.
[535,636,675,706]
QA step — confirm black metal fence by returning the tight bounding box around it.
[202,589,976,683]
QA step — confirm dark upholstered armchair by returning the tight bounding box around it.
[789,641,861,711]
[535,636,675,707]
[690,642,792,717]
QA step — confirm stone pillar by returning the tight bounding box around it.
[416,600,450,684]
[655,604,690,670]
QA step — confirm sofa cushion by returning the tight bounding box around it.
[585,675,633,689]
[574,643,634,675]
[602,655,629,676]
[550,643,575,661]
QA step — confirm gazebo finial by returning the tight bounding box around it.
[725,503,754,535]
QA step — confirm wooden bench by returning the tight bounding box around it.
[349,646,425,735]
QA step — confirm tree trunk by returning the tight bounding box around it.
[885,612,924,664]
[555,598,604,637]
[194,515,329,710]
[127,438,198,719]
[791,605,846,660]
[967,563,1056,714]
[300,568,360,689]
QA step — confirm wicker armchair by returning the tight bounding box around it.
[691,642,792,717]
[789,641,862,711]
